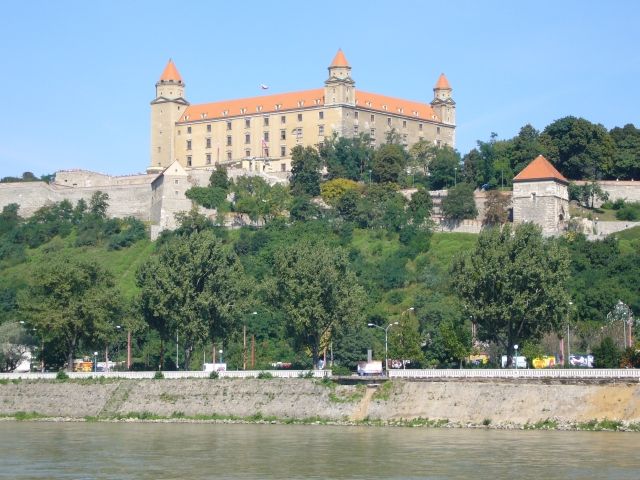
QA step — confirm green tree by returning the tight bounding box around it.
[0,322,32,372]
[272,241,364,368]
[290,145,322,196]
[540,116,615,179]
[409,140,437,176]
[407,188,433,226]
[371,144,406,184]
[320,178,360,206]
[427,146,461,189]
[209,165,230,190]
[439,319,471,368]
[482,190,510,226]
[137,230,250,370]
[450,223,571,364]
[592,337,621,368]
[18,255,123,371]
[610,124,640,180]
[319,133,373,180]
[389,310,425,367]
[441,183,478,221]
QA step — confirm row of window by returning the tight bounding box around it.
[185,126,327,150]
[185,112,326,135]
[185,145,289,166]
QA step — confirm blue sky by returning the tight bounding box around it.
[0,0,638,178]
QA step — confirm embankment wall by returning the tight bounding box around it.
[1,379,639,427]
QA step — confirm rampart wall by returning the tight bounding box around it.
[574,180,640,206]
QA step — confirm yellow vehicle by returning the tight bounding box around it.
[532,356,556,369]
[73,358,94,372]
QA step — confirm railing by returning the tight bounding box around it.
[389,368,640,379]
[0,369,331,381]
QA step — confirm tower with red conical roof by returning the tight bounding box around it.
[324,49,355,107]
[512,155,570,235]
[430,73,455,138]
[149,59,190,173]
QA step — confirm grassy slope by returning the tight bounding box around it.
[0,237,156,299]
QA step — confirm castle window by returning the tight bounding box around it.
[226,136,232,146]
[264,132,269,142]
[354,111,359,119]
[281,163,286,172]
[206,138,211,148]
[175,191,179,196]
[403,134,408,145]
[263,117,269,127]
[297,113,303,122]
[206,154,211,165]
[318,125,324,135]
[245,149,251,157]
[280,146,286,157]
[187,126,192,134]
[226,121,232,130]
[353,125,358,134]
[186,155,192,166]
[319,111,324,120]
[387,118,391,126]
[419,123,423,131]
[281,115,286,124]
[403,120,407,128]
[280,129,286,140]
[245,133,251,144]
[186,140,192,150]
[436,140,441,147]
[371,114,375,122]
[174,179,179,185]
[437,126,441,134]
[245,118,251,129]
[227,151,232,161]
[207,124,211,133]
[370,128,375,137]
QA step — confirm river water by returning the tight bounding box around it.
[1,422,639,479]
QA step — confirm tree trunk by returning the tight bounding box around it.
[159,339,164,370]
[66,335,77,372]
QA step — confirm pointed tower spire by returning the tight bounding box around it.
[329,49,350,68]
[158,59,183,84]
[434,73,451,90]
[513,155,568,183]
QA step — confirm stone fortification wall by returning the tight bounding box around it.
[0,179,154,221]
[1,379,639,427]
[512,180,568,235]
[55,170,156,188]
[574,180,640,207]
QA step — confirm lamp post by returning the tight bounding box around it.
[566,301,573,367]
[93,351,98,373]
[219,349,224,364]
[367,321,399,375]
[454,167,457,187]
[399,307,415,369]
[244,311,258,370]
[514,344,519,370]
[176,331,179,370]
[368,169,372,185]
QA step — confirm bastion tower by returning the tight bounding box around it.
[149,60,189,173]
[512,155,569,235]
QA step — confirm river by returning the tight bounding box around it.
[1,422,639,479]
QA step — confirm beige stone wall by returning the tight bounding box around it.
[574,180,640,207]
[513,180,569,234]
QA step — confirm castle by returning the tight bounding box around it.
[148,49,456,174]
[1,52,638,238]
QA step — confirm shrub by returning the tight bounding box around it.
[616,202,640,221]
[209,371,219,379]
[331,365,351,376]
[56,370,69,381]
[153,370,164,379]
[257,371,273,379]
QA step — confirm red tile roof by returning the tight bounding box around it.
[159,59,182,82]
[178,88,439,123]
[434,73,451,89]
[513,155,568,183]
[330,49,350,68]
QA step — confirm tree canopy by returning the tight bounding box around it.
[450,223,571,363]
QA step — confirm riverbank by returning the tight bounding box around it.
[1,378,639,431]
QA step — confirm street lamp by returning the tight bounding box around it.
[176,331,179,370]
[93,351,98,373]
[566,301,573,367]
[514,344,519,370]
[454,167,457,187]
[399,307,415,369]
[367,321,399,375]
[219,349,224,363]
[244,312,258,370]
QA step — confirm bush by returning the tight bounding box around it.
[56,370,69,381]
[331,365,351,376]
[257,371,273,379]
[209,371,219,379]
[616,202,640,221]
[153,370,164,379]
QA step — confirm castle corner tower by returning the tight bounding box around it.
[512,155,569,235]
[324,49,356,106]
[430,73,455,146]
[149,60,189,173]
